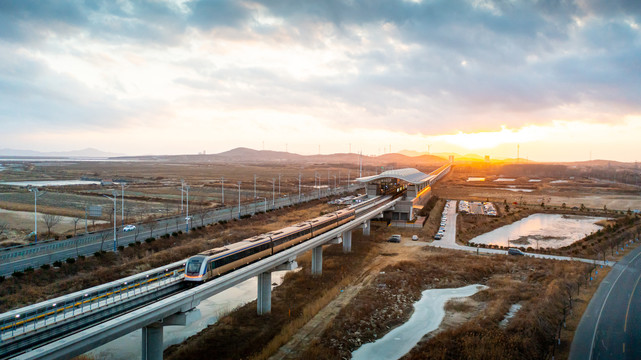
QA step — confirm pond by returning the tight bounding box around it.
[469,213,606,249]
[352,284,487,360]
[0,180,101,187]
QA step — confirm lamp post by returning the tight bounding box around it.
[181,184,190,232]
[221,177,225,205]
[28,187,46,243]
[298,173,302,202]
[271,178,275,209]
[180,179,185,214]
[237,182,242,218]
[102,190,118,252]
[258,197,267,213]
[120,182,128,227]
[254,174,257,200]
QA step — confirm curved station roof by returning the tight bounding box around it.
[356,168,434,185]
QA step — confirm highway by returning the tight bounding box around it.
[0,185,364,277]
[570,244,641,360]
[430,200,614,266]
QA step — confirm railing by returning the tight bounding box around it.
[0,261,185,343]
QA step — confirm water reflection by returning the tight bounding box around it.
[469,214,606,248]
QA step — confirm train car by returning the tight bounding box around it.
[184,208,356,282]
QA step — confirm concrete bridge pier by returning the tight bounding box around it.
[142,310,200,360]
[257,259,298,315]
[257,271,272,315]
[363,220,371,236]
[311,246,323,275]
[342,230,352,253]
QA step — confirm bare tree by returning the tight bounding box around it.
[148,220,157,238]
[43,214,62,238]
[72,217,81,237]
[134,225,141,242]
[100,231,109,252]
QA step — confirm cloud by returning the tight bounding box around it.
[0,0,639,157]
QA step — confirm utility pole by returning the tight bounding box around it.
[181,184,190,232]
[254,174,257,200]
[278,174,281,198]
[180,179,185,214]
[359,151,363,178]
[271,178,275,209]
[221,177,225,204]
[28,187,46,243]
[237,181,242,218]
[120,182,127,226]
[102,191,117,252]
[298,173,302,202]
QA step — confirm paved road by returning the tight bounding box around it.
[428,200,614,266]
[570,245,641,360]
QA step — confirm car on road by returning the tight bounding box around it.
[412,235,419,241]
[387,234,401,243]
[508,248,525,256]
[123,225,136,232]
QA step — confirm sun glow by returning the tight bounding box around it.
[432,125,546,150]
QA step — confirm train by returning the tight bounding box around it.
[184,208,356,282]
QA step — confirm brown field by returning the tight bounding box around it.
[0,199,338,311]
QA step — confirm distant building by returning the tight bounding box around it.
[101,178,113,186]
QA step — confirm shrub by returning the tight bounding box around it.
[171,232,178,237]
[94,251,102,257]
[40,264,51,270]
[128,242,137,247]
[66,258,76,264]
[24,267,34,273]
[145,237,155,243]
[0,275,4,283]
[66,235,73,239]
[12,270,24,278]
[78,255,85,260]
[117,245,125,251]
[53,260,63,267]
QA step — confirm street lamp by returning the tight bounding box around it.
[258,197,267,213]
[237,182,242,218]
[221,177,225,205]
[102,191,118,252]
[120,182,128,227]
[298,173,302,202]
[271,178,276,209]
[28,187,46,243]
[181,184,190,232]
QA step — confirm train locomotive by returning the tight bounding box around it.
[184,208,355,282]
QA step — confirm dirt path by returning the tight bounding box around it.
[268,241,420,360]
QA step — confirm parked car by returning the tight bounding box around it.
[123,225,136,232]
[387,234,401,243]
[508,248,525,256]
[412,235,419,241]
[434,233,442,240]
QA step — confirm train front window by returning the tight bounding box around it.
[186,259,202,275]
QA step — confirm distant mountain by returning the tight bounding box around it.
[0,148,123,158]
[113,147,448,167]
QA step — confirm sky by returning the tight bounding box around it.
[0,0,639,162]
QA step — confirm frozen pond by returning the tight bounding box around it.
[352,284,487,360]
[466,177,485,182]
[498,188,534,192]
[469,214,606,248]
[494,178,515,182]
[0,180,101,187]
[87,270,291,360]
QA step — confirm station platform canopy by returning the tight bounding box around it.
[356,168,434,185]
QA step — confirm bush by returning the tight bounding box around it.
[12,270,24,278]
[178,231,183,235]
[78,255,85,260]
[40,264,51,270]
[66,258,76,264]
[94,251,102,257]
[117,245,125,251]
[162,234,170,239]
[66,235,73,239]
[24,267,34,273]
[0,275,4,283]
[128,242,137,247]
[171,232,178,237]
[53,260,63,267]
[145,237,155,244]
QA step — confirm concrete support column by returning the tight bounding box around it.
[142,324,163,360]
[342,230,352,253]
[257,271,272,315]
[311,246,323,275]
[363,220,371,236]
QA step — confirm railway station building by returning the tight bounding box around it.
[356,165,450,223]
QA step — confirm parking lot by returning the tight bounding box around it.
[458,200,497,216]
